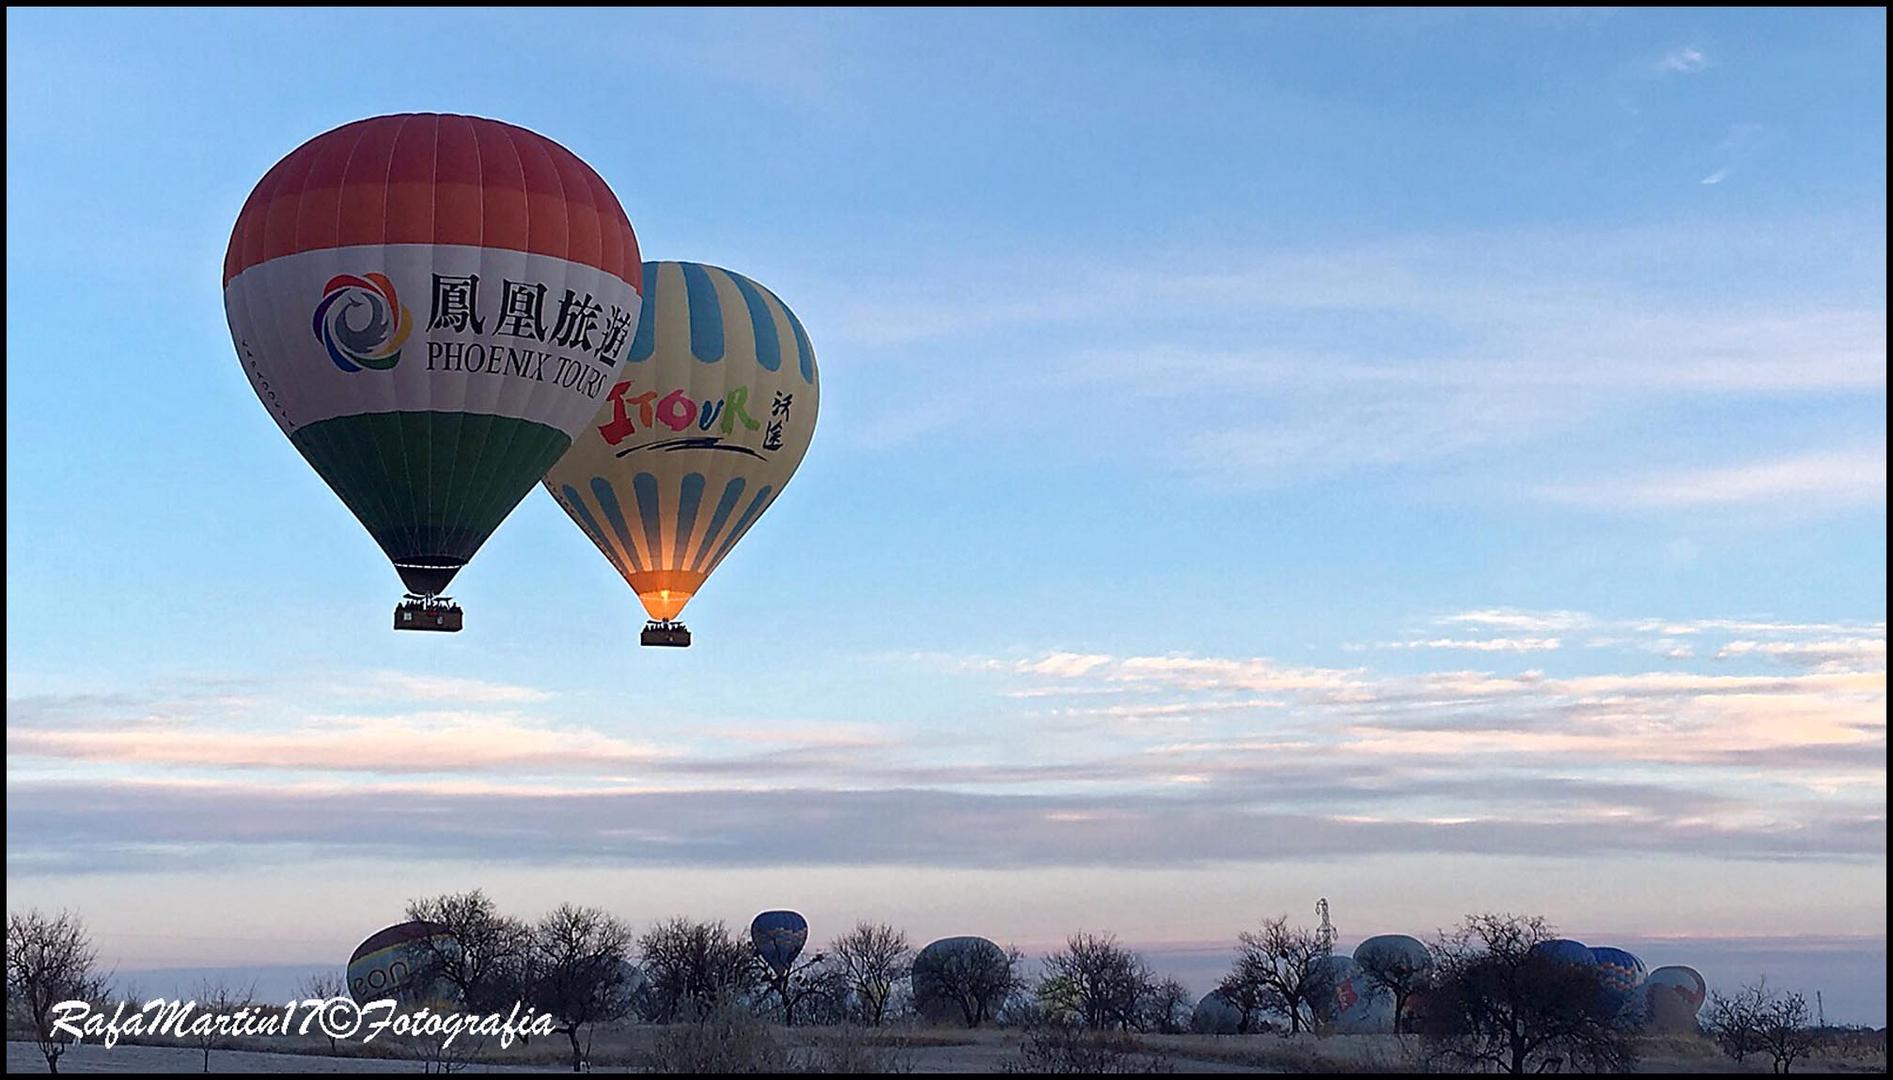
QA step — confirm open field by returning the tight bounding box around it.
[10,1025,1887,1073]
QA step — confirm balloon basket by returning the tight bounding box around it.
[395,596,463,633]
[641,620,691,648]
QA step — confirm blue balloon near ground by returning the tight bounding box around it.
[1590,946,1647,1022]
[1531,938,1596,966]
[750,910,809,977]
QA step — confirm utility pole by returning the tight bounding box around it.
[1816,990,1824,1028]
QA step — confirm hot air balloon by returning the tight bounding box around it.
[1309,954,1393,1032]
[750,910,809,979]
[1529,938,1597,967]
[1642,965,1707,1033]
[1191,990,1243,1034]
[347,920,456,1006]
[224,113,643,631]
[1590,946,1647,1024]
[912,936,1009,1026]
[1353,934,1432,1032]
[543,261,819,647]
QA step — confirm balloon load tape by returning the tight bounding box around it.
[395,596,464,633]
[641,620,691,648]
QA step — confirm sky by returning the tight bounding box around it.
[5,8,1886,1024]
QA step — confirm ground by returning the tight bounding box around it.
[7,1025,1886,1073]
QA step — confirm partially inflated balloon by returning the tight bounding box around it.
[544,261,818,632]
[347,920,456,1006]
[750,910,809,978]
[1530,938,1596,967]
[1590,946,1647,1022]
[225,113,642,606]
[1643,966,1706,1033]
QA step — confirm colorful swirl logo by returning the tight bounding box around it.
[312,273,413,372]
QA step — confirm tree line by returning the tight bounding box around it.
[8,902,1855,1075]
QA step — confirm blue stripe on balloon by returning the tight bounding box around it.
[628,261,659,363]
[633,472,663,564]
[727,271,782,373]
[559,484,613,557]
[707,485,775,570]
[679,262,725,362]
[691,477,748,571]
[672,473,705,567]
[590,477,644,572]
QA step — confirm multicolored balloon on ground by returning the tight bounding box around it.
[1642,965,1707,1033]
[1352,934,1432,1032]
[750,910,809,978]
[1310,954,1394,1032]
[1590,946,1647,1022]
[543,261,818,639]
[346,920,456,1006]
[224,113,643,611]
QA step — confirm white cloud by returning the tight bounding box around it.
[1539,447,1886,510]
[1659,46,1710,73]
[1385,638,1563,652]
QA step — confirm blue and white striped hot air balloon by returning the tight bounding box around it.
[544,261,819,645]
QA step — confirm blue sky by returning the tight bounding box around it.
[6,9,1886,1023]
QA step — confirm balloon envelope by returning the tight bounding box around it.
[1531,938,1597,967]
[544,261,819,623]
[912,936,1005,1024]
[750,910,809,977]
[1643,966,1707,1033]
[347,920,455,1006]
[1191,990,1242,1034]
[1310,955,1394,1032]
[1590,947,1647,1021]
[225,113,643,599]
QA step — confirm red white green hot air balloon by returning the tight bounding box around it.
[223,113,642,630]
[543,261,819,647]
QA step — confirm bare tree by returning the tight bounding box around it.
[1141,978,1193,1035]
[1710,980,1821,1074]
[1353,945,1430,1034]
[1218,916,1329,1034]
[191,977,256,1073]
[296,970,347,1053]
[911,937,1024,1028]
[1758,989,1821,1075]
[404,889,531,1014]
[526,904,638,1072]
[827,922,912,1027]
[637,917,766,1023]
[1036,932,1157,1031]
[6,908,109,1075]
[1418,913,1635,1075]
[1706,981,1768,1063]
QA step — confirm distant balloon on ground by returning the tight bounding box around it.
[1530,938,1597,967]
[1310,954,1394,1032]
[1643,966,1707,1033]
[750,910,809,978]
[911,936,1007,1025]
[347,920,455,1006]
[1590,946,1647,1022]
[1191,990,1243,1034]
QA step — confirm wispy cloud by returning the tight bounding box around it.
[1384,637,1563,653]
[1659,46,1709,74]
[1539,446,1886,510]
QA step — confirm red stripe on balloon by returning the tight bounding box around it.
[224,113,638,286]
